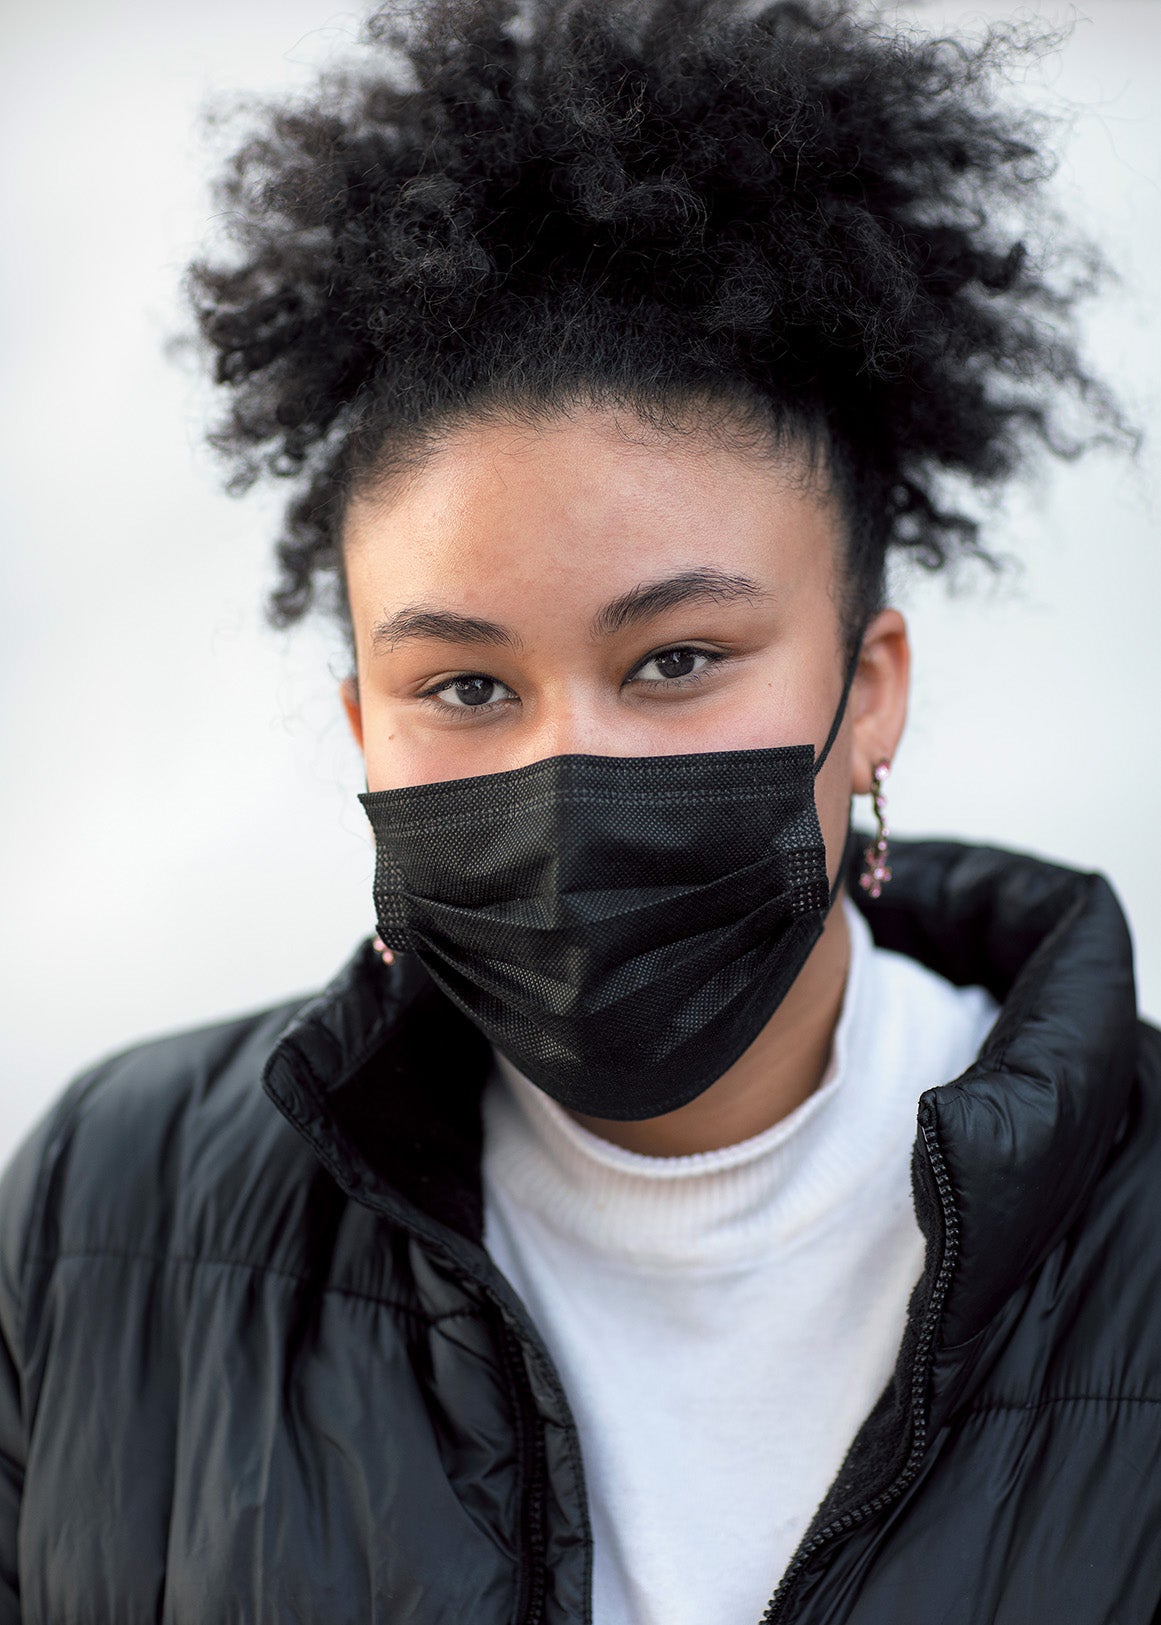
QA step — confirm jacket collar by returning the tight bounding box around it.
[262,836,1139,1347]
[262,940,492,1246]
[866,838,1138,1348]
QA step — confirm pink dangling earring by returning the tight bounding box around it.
[372,934,396,967]
[859,759,892,899]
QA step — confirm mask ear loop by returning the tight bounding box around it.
[813,636,864,778]
[811,634,866,908]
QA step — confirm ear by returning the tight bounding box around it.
[849,609,909,795]
[339,674,365,752]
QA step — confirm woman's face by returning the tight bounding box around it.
[340,405,908,871]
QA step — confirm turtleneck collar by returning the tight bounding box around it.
[483,901,904,1271]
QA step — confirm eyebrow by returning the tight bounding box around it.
[589,569,766,638]
[370,568,766,653]
[371,608,520,653]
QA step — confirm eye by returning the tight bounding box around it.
[629,646,725,685]
[419,673,517,712]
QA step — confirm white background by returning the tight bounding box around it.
[2,0,1159,1171]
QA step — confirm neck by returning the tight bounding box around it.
[568,897,853,1156]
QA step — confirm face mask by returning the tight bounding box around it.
[358,653,856,1121]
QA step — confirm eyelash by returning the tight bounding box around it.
[631,647,728,689]
[415,646,728,720]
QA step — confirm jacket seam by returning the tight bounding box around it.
[964,1392,1161,1417]
[27,1245,472,1323]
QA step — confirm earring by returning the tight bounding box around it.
[372,934,396,967]
[859,759,892,899]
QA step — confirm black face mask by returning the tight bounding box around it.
[359,654,856,1121]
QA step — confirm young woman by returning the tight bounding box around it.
[1,1,1157,1621]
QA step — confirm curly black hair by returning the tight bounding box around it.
[185,0,1127,659]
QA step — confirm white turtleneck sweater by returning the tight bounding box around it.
[481,899,998,1625]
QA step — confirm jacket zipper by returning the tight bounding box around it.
[757,1105,960,1624]
[501,1322,549,1625]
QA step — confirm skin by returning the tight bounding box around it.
[339,405,909,1156]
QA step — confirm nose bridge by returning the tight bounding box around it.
[520,707,608,765]
[511,671,617,766]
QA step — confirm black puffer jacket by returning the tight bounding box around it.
[2,837,1161,1624]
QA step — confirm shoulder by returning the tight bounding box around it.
[971,1017,1161,1409]
[1084,1015,1161,1264]
[1095,1015,1161,1282]
[1137,1014,1161,1087]
[0,990,336,1299]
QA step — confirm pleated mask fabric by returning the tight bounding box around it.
[358,670,853,1120]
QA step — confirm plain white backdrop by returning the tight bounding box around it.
[2,0,1159,1172]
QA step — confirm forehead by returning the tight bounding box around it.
[341,406,843,602]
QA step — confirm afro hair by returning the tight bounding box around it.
[185,0,1128,654]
